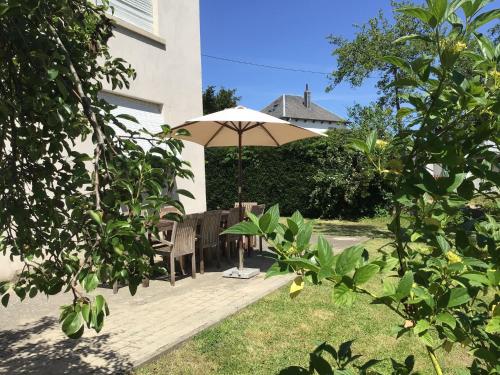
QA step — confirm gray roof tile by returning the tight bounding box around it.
[261,95,346,123]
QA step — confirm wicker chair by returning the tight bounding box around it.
[153,214,199,286]
[234,202,257,214]
[198,210,223,273]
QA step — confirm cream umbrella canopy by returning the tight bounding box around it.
[172,106,323,277]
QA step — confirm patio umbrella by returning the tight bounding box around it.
[172,106,322,278]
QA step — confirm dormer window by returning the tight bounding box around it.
[109,0,154,32]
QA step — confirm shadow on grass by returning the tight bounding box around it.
[313,223,392,239]
[0,317,132,375]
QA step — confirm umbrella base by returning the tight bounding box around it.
[222,267,260,279]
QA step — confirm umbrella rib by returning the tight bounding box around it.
[205,123,225,147]
[260,124,280,146]
[243,122,264,132]
[215,121,238,131]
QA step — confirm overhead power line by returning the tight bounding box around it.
[202,54,330,75]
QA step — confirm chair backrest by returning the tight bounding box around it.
[200,210,222,249]
[227,207,241,227]
[250,204,266,217]
[171,214,199,256]
[226,207,241,241]
[234,202,257,214]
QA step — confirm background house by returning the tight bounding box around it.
[261,85,347,133]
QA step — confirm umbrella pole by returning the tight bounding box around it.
[238,130,244,271]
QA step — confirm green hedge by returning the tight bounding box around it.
[205,129,392,219]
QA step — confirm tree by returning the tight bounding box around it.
[327,0,429,121]
[229,0,499,373]
[202,85,241,114]
[347,102,398,137]
[0,0,191,338]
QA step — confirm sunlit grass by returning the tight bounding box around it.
[136,219,471,375]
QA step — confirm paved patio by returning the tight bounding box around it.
[0,234,366,375]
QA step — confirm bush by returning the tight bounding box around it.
[205,129,392,219]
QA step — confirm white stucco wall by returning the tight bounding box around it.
[288,118,344,134]
[102,0,206,214]
[0,1,205,281]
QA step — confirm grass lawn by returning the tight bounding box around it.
[136,217,471,375]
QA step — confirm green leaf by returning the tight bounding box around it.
[286,218,299,236]
[349,139,369,154]
[395,271,414,301]
[296,222,313,249]
[445,287,471,308]
[461,272,490,286]
[474,33,495,60]
[435,235,450,253]
[430,0,448,22]
[335,245,364,276]
[436,312,457,329]
[397,107,414,120]
[366,130,377,153]
[317,236,334,267]
[393,34,432,44]
[223,221,259,235]
[485,316,500,334]
[259,204,280,233]
[266,262,291,278]
[81,303,91,324]
[176,189,194,199]
[413,319,430,335]
[332,283,356,306]
[381,56,412,73]
[1,293,9,307]
[470,9,500,31]
[353,264,380,285]
[88,210,103,225]
[61,311,84,337]
[83,273,99,293]
[397,7,434,26]
[47,69,59,80]
[282,258,320,273]
[95,295,105,314]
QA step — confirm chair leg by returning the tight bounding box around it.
[113,281,118,294]
[200,247,205,274]
[216,241,221,269]
[179,255,187,276]
[170,252,175,286]
[191,252,196,279]
[259,237,263,253]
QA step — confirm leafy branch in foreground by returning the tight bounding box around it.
[0,1,192,338]
[227,2,499,372]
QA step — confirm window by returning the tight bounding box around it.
[109,0,154,32]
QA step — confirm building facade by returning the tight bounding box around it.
[261,85,347,133]
[0,0,206,280]
[101,0,206,214]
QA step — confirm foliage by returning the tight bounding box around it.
[347,103,399,137]
[206,128,392,219]
[228,1,499,374]
[0,0,191,338]
[327,0,431,113]
[279,341,418,375]
[202,85,241,115]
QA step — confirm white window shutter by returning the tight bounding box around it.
[109,0,154,32]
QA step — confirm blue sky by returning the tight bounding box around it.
[199,0,399,118]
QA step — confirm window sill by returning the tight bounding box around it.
[108,15,166,47]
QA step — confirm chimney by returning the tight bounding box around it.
[304,84,311,108]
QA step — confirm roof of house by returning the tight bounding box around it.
[261,94,347,123]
